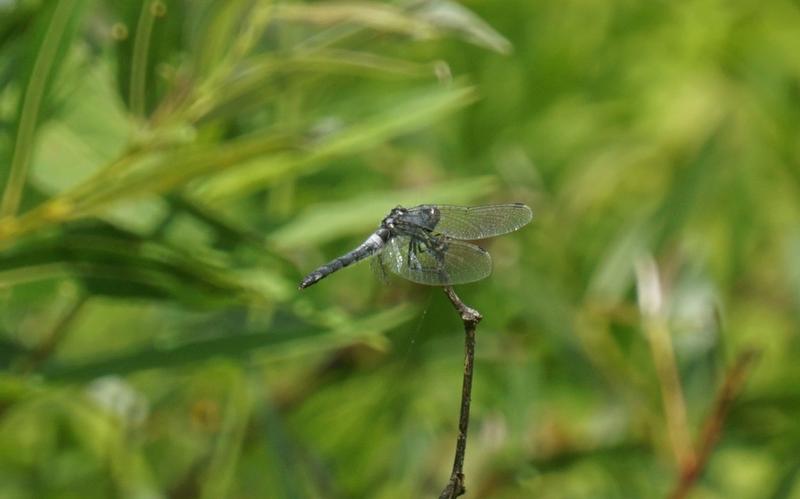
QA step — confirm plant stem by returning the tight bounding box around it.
[635,256,694,469]
[645,315,695,469]
[130,1,160,118]
[439,286,482,499]
[1,0,79,218]
[668,349,760,499]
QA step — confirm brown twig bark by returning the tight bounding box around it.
[438,286,482,499]
[668,349,760,499]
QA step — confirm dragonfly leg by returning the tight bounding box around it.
[409,237,427,271]
[432,238,449,283]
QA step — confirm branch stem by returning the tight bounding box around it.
[438,286,482,499]
[668,349,759,499]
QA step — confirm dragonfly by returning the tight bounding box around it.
[299,203,532,289]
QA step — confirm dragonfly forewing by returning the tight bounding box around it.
[406,203,532,240]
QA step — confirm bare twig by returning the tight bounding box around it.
[439,286,482,499]
[668,349,760,499]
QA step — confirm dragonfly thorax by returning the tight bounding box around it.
[380,205,442,236]
[416,205,441,229]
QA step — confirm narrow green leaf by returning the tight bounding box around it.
[0,221,290,304]
[651,124,724,250]
[41,304,415,381]
[129,1,159,117]
[273,2,437,39]
[30,61,132,193]
[409,0,513,54]
[1,0,87,218]
[193,83,477,201]
[188,50,433,123]
[200,366,250,499]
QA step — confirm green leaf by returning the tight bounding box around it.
[30,61,132,194]
[41,304,415,381]
[408,0,512,54]
[192,83,477,201]
[0,221,289,305]
[1,0,89,217]
[273,2,438,39]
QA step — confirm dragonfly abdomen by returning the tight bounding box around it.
[299,231,387,289]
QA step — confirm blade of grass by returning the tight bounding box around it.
[0,131,296,245]
[650,124,724,251]
[408,0,512,54]
[1,0,84,218]
[0,224,290,303]
[186,50,433,123]
[201,365,250,499]
[41,304,415,381]
[193,83,477,201]
[635,255,695,470]
[190,0,251,77]
[129,1,164,117]
[273,2,437,39]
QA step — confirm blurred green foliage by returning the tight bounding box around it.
[0,0,799,498]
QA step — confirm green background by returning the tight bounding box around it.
[1,1,799,498]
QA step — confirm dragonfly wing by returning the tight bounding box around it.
[371,252,389,284]
[406,204,532,240]
[383,235,492,285]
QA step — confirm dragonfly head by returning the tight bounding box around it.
[381,206,408,230]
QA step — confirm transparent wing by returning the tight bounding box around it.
[370,253,389,284]
[382,235,492,285]
[406,203,532,240]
